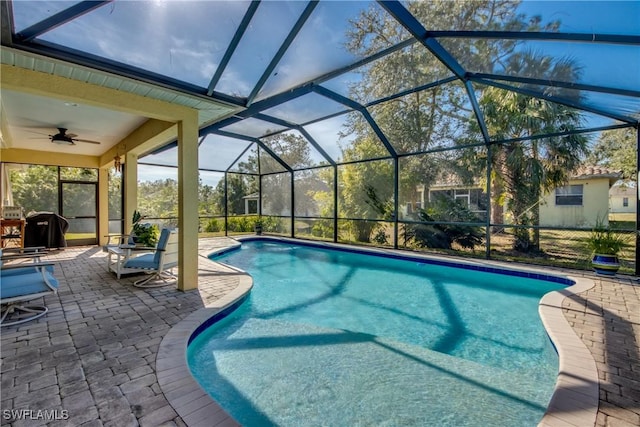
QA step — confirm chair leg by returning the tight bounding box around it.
[133,270,177,288]
[1,303,49,327]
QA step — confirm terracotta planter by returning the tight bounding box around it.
[591,253,620,276]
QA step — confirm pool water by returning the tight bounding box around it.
[188,240,566,426]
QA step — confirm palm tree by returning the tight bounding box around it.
[479,51,589,251]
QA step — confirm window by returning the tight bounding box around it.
[623,197,629,207]
[246,199,258,214]
[555,184,583,206]
[454,188,470,206]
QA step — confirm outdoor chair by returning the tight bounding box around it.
[0,250,58,327]
[105,235,156,279]
[103,233,135,252]
[119,228,179,288]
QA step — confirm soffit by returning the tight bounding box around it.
[1,47,241,128]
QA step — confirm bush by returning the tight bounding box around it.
[204,218,221,232]
[408,198,484,250]
[586,218,629,255]
[132,223,159,247]
[131,210,159,247]
[372,228,389,245]
[227,216,259,232]
[261,216,280,233]
[312,219,333,238]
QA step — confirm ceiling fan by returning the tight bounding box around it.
[49,128,101,145]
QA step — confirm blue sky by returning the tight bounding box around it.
[17,0,637,103]
[11,0,639,183]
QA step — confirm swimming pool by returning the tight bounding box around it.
[188,239,571,426]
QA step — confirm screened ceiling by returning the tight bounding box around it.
[5,0,640,172]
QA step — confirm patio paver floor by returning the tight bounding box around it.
[1,238,639,426]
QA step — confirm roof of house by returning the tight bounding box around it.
[427,173,480,190]
[610,180,636,197]
[572,166,622,180]
[572,166,622,187]
[427,165,622,190]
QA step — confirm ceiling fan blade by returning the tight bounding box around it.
[25,130,50,136]
[73,138,101,145]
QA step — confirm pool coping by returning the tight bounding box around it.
[157,236,598,427]
[155,252,251,427]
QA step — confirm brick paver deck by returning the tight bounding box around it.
[562,276,640,427]
[1,238,638,426]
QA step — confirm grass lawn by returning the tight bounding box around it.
[65,233,96,240]
[609,212,636,222]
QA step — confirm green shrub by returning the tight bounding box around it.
[227,216,258,232]
[586,218,629,255]
[132,222,159,247]
[372,228,389,245]
[131,210,159,247]
[261,216,279,232]
[311,219,333,238]
[408,198,483,250]
[204,218,221,232]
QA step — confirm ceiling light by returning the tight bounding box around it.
[51,136,74,145]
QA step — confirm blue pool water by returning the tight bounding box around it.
[188,240,568,426]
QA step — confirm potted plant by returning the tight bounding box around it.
[254,217,263,236]
[585,219,628,275]
[131,210,160,247]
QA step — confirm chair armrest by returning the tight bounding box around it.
[1,248,47,262]
[3,246,47,254]
[104,234,134,245]
[2,262,55,271]
[130,246,156,251]
[1,253,44,262]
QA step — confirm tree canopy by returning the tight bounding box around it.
[587,128,637,181]
[333,0,592,249]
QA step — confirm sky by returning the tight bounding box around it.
[14,1,638,97]
[11,0,640,182]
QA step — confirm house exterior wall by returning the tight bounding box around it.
[539,178,610,227]
[609,185,636,214]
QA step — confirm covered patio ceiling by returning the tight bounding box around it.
[1,0,639,170]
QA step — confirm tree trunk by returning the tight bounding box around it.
[490,181,504,232]
[532,198,541,251]
[531,139,541,251]
[511,190,533,252]
[490,152,506,233]
[355,221,375,243]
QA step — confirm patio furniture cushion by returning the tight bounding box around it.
[1,261,58,327]
[119,228,179,288]
[2,264,54,276]
[1,267,59,299]
[123,253,159,270]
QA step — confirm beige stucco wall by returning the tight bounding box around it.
[539,178,611,227]
[609,185,636,214]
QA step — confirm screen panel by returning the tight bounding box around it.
[262,172,292,217]
[294,167,334,218]
[226,172,258,216]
